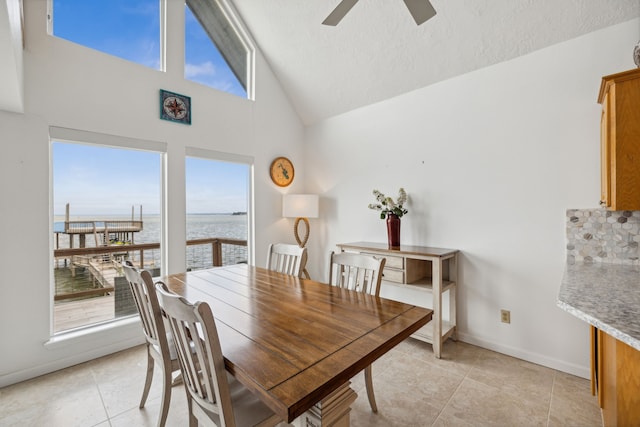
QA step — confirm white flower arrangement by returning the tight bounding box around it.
[368,188,408,219]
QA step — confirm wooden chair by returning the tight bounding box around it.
[155,282,282,427]
[266,243,306,277]
[122,261,182,427]
[328,251,386,413]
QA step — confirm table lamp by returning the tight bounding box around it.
[283,194,319,278]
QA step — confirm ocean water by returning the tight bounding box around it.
[54,214,248,298]
[54,213,247,244]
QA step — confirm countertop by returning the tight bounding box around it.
[336,241,458,258]
[558,262,640,351]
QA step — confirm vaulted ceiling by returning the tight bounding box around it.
[1,1,639,122]
[232,0,640,125]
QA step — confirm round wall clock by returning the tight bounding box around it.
[270,156,294,187]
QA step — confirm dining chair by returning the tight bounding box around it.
[155,282,282,427]
[328,251,386,413]
[266,243,306,277]
[122,261,182,427]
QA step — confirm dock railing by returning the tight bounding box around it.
[63,220,144,234]
[53,237,247,301]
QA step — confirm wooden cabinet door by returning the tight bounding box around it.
[591,326,603,406]
[600,93,611,208]
[614,338,640,426]
[600,330,618,426]
[598,68,640,210]
[611,77,640,210]
[594,327,640,427]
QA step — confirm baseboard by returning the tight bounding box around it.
[457,331,590,379]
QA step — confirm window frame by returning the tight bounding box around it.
[49,126,168,336]
[185,147,255,267]
[46,0,166,72]
[185,0,256,100]
[45,0,255,98]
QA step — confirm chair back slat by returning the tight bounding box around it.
[266,243,306,277]
[156,282,237,427]
[122,261,168,348]
[328,251,386,296]
[328,252,385,414]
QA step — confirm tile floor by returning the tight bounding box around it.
[0,339,602,427]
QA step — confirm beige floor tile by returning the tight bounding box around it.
[109,387,189,427]
[349,346,465,427]
[0,385,107,427]
[97,366,170,419]
[432,414,476,427]
[0,363,108,427]
[405,339,486,377]
[466,348,555,406]
[91,346,184,422]
[88,346,159,418]
[547,372,602,427]
[350,384,443,427]
[436,377,549,426]
[374,350,464,408]
[0,339,603,427]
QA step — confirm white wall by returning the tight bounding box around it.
[304,19,640,378]
[0,1,304,386]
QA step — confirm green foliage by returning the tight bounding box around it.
[368,188,408,219]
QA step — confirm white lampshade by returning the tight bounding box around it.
[282,194,319,219]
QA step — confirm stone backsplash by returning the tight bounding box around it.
[566,209,640,265]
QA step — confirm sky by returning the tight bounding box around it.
[51,0,249,216]
[53,142,249,216]
[52,0,246,96]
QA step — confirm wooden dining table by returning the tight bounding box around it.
[163,264,432,426]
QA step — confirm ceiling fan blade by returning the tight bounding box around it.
[402,0,436,25]
[322,0,360,26]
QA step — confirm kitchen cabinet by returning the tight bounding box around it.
[336,242,458,358]
[598,68,640,210]
[591,326,640,426]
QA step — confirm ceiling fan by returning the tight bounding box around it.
[322,0,436,26]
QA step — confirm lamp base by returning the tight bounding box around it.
[293,217,311,279]
[294,217,310,248]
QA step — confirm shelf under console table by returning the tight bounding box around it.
[336,241,459,358]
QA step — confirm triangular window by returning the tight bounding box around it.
[185,0,253,99]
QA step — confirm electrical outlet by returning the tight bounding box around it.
[501,309,511,324]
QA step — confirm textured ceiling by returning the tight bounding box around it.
[232,0,640,125]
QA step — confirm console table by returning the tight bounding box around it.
[336,242,459,358]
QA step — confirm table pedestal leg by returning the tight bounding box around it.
[294,382,358,427]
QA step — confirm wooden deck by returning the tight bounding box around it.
[54,295,118,332]
[54,258,120,301]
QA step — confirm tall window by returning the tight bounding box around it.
[185,0,253,98]
[185,154,251,271]
[52,133,163,333]
[50,0,161,70]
